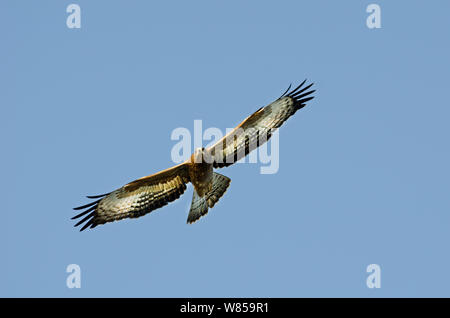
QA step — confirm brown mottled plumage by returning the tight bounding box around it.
[72,80,315,230]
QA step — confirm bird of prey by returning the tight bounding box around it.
[73,80,315,231]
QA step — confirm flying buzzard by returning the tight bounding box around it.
[73,80,315,230]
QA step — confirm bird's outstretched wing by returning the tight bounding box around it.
[72,163,190,231]
[207,80,315,168]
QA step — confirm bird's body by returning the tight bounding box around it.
[188,148,214,197]
[73,80,315,231]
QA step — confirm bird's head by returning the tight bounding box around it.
[192,147,213,164]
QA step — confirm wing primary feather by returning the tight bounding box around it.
[297,96,315,106]
[294,89,316,100]
[74,211,95,227]
[290,83,314,98]
[86,192,110,199]
[278,83,292,99]
[287,79,307,96]
[73,199,101,210]
[71,206,96,220]
[80,219,95,231]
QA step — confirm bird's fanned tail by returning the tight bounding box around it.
[187,172,231,224]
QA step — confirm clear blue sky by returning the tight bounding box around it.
[2,1,450,297]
